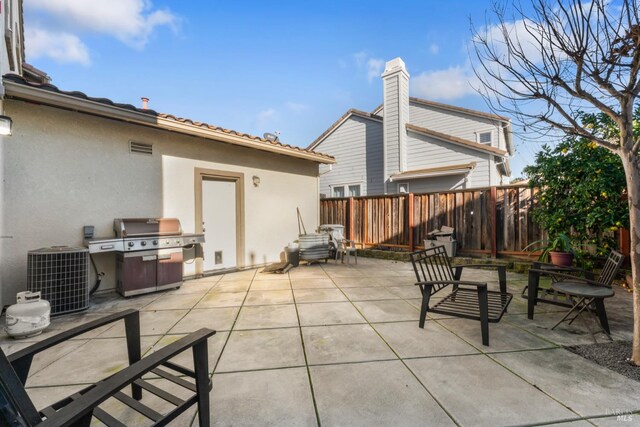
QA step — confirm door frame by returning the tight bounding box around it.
[194,168,245,275]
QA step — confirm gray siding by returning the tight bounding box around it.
[383,75,400,178]
[408,102,502,151]
[406,131,491,189]
[316,116,384,196]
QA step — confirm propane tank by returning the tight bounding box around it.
[5,292,51,339]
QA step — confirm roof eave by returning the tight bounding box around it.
[3,79,335,164]
[308,109,382,150]
[406,124,508,157]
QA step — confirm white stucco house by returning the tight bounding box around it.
[0,0,334,307]
[309,58,514,197]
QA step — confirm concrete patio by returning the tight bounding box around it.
[1,258,639,426]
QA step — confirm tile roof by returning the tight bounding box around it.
[3,74,335,163]
[406,123,508,156]
[307,108,383,150]
[372,97,510,122]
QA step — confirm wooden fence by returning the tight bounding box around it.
[319,185,545,257]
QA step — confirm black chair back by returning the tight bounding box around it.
[410,245,454,295]
[0,349,40,426]
[597,250,625,287]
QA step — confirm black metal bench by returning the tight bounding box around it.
[410,246,513,346]
[0,309,216,426]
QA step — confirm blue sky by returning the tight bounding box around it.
[23,0,545,177]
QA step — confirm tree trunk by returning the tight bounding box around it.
[621,151,640,366]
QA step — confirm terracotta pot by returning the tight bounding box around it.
[549,251,574,267]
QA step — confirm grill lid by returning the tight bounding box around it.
[114,218,182,238]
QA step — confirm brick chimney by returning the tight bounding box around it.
[381,58,409,192]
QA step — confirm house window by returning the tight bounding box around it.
[398,182,410,194]
[332,184,361,198]
[478,132,492,145]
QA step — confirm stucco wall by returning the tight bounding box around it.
[0,100,320,305]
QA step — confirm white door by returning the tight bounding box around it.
[202,179,237,271]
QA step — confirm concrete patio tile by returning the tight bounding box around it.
[353,300,419,322]
[297,302,366,326]
[216,329,304,372]
[210,280,251,293]
[438,318,556,352]
[293,288,348,303]
[310,360,454,427]
[3,339,89,376]
[504,313,609,346]
[244,290,294,306]
[373,321,479,358]
[407,354,577,426]
[385,285,422,299]
[211,367,316,427]
[189,275,222,284]
[195,291,247,308]
[234,304,299,330]
[492,348,640,417]
[290,278,336,289]
[333,277,384,288]
[219,269,256,281]
[88,292,161,313]
[26,336,158,387]
[169,307,239,333]
[591,415,640,426]
[143,293,205,311]
[168,280,216,294]
[150,331,229,372]
[288,266,329,279]
[101,309,188,337]
[324,267,365,278]
[301,324,395,365]
[26,384,86,411]
[341,286,400,301]
[249,279,291,291]
[254,272,291,281]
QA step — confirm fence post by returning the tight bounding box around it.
[348,197,355,241]
[408,193,415,251]
[490,187,498,258]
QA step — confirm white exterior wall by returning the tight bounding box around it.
[0,100,320,304]
[382,59,409,191]
[316,116,383,197]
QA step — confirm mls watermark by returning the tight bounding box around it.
[606,408,635,422]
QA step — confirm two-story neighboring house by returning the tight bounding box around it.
[309,58,514,197]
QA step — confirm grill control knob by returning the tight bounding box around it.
[127,241,134,247]
[153,240,158,245]
[141,241,147,247]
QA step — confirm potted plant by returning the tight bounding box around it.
[524,233,577,267]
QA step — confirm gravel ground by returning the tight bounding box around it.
[566,341,640,383]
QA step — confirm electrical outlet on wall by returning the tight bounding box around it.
[215,251,223,265]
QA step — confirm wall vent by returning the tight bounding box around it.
[129,141,153,155]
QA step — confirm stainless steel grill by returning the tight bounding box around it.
[86,218,204,297]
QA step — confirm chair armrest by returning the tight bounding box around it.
[8,310,140,384]
[38,328,216,427]
[455,264,505,271]
[415,280,487,288]
[527,270,602,286]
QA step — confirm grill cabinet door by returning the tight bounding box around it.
[157,248,183,288]
[117,251,157,296]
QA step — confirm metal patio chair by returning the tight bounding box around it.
[529,250,624,337]
[0,309,215,426]
[410,245,512,346]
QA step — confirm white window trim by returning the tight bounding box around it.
[476,131,492,145]
[331,183,362,198]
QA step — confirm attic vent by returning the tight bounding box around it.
[478,132,492,145]
[129,141,153,155]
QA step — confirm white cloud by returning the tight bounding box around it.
[24,0,179,63]
[25,27,90,65]
[428,43,439,54]
[352,51,384,83]
[412,66,479,100]
[286,102,309,112]
[256,108,277,129]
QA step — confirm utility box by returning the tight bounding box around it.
[425,226,457,257]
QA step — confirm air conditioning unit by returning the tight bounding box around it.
[27,246,90,316]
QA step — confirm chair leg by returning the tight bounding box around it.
[478,287,489,346]
[193,340,211,427]
[419,286,432,329]
[551,297,585,330]
[593,298,611,335]
[124,311,142,400]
